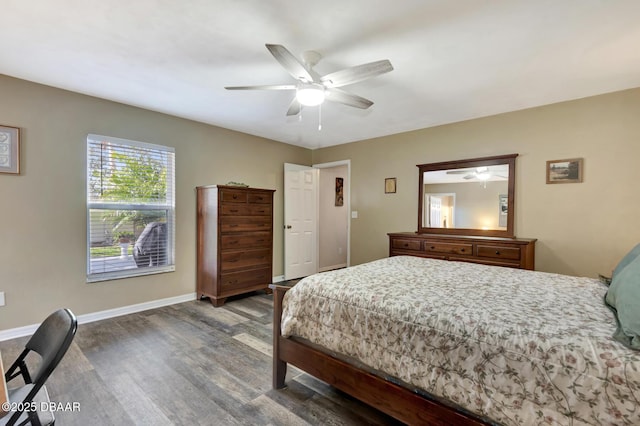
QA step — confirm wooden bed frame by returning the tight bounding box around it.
[270,285,494,426]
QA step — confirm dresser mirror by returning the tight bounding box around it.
[417,154,517,238]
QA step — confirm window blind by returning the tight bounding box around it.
[86,134,175,282]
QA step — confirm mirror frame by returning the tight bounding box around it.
[417,153,518,238]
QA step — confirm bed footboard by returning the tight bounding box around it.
[269,283,490,425]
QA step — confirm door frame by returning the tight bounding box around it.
[313,159,351,269]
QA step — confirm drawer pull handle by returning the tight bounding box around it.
[460,248,465,252]
[229,224,238,228]
[430,246,435,250]
[256,240,264,243]
[233,195,238,199]
[495,251,501,255]
[258,210,266,213]
[403,243,408,247]
[229,259,239,263]
[230,209,239,213]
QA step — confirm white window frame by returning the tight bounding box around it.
[86,134,175,282]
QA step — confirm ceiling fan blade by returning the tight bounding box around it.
[225,84,296,90]
[446,169,474,174]
[265,44,315,82]
[286,98,302,116]
[320,59,393,88]
[325,88,373,109]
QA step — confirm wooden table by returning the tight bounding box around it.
[0,351,8,418]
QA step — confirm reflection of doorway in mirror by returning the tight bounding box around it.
[425,193,456,228]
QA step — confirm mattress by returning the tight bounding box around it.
[281,256,640,425]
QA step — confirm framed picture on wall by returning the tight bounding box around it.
[385,177,396,194]
[498,194,508,227]
[335,177,344,206]
[546,158,583,184]
[0,124,20,175]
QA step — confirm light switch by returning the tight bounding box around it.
[0,291,5,307]
[351,211,358,219]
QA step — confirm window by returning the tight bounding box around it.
[87,134,175,282]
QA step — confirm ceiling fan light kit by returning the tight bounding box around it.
[296,83,325,106]
[225,44,393,119]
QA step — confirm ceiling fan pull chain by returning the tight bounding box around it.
[318,103,322,131]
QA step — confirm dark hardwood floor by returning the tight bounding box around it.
[0,291,402,425]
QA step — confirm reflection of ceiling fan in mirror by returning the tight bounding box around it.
[446,167,507,181]
[225,44,394,120]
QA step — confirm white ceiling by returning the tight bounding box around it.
[2,1,640,149]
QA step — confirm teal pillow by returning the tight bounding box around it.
[612,243,640,278]
[605,255,640,350]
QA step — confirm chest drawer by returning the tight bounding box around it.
[221,248,271,271]
[477,245,521,260]
[220,204,272,216]
[391,239,421,251]
[248,193,271,204]
[220,217,272,232]
[425,241,473,256]
[221,232,271,249]
[220,268,271,292]
[220,190,248,203]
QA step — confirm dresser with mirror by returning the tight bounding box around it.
[388,154,536,270]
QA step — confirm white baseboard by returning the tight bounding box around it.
[0,292,197,342]
[272,275,285,283]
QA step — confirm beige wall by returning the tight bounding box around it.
[318,165,348,270]
[2,73,639,330]
[312,88,640,278]
[0,75,311,329]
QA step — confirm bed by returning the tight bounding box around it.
[271,256,640,425]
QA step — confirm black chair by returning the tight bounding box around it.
[2,309,77,426]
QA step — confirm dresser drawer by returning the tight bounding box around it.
[220,204,272,216]
[220,217,272,232]
[221,232,271,249]
[221,248,271,271]
[425,241,473,256]
[391,239,422,251]
[248,193,271,204]
[220,268,271,292]
[220,190,248,203]
[476,245,521,260]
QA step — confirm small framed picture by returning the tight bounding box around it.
[546,158,583,184]
[335,177,344,206]
[0,124,20,175]
[385,177,396,194]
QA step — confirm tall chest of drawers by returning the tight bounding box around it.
[197,185,275,306]
[388,232,536,270]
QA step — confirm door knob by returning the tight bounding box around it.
[285,225,292,229]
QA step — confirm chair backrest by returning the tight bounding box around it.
[25,308,78,385]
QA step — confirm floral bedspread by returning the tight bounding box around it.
[281,256,640,425]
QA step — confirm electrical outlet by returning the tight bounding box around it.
[338,247,343,254]
[0,291,5,306]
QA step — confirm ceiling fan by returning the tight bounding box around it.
[225,44,393,117]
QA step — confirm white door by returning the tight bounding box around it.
[284,163,318,280]
[429,196,442,228]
